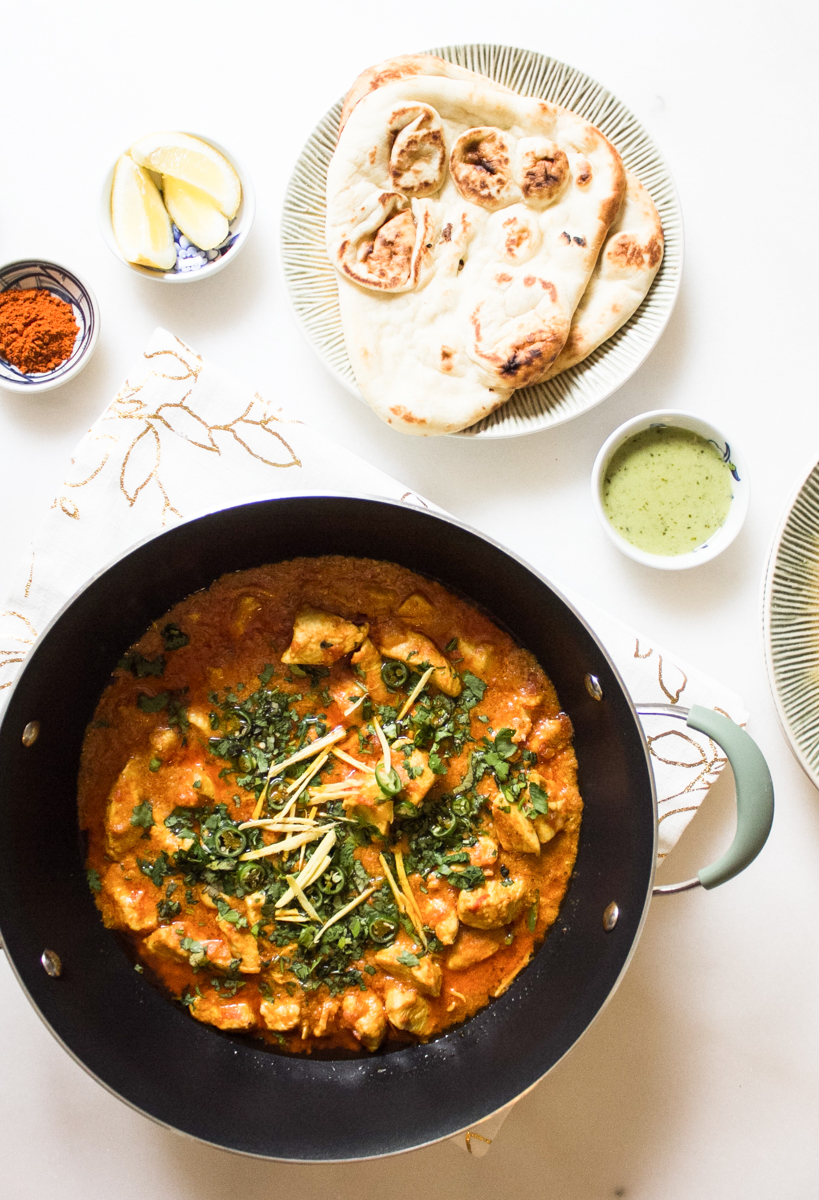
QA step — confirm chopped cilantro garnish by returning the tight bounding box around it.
[529,782,550,815]
[130,801,154,831]
[161,623,190,651]
[119,651,165,678]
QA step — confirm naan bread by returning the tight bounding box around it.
[544,169,664,379]
[327,74,626,435]
[339,53,514,134]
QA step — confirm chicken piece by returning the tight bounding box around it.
[534,813,568,844]
[141,921,231,969]
[264,947,298,985]
[457,878,527,929]
[393,743,436,814]
[374,942,442,997]
[342,776,394,836]
[373,620,461,698]
[417,878,459,945]
[104,759,149,858]
[384,984,430,1035]
[105,756,216,859]
[189,993,256,1031]
[467,835,499,869]
[350,637,392,704]
[446,927,506,971]
[260,995,301,1032]
[231,593,261,637]
[490,795,541,855]
[305,996,340,1038]
[185,707,214,737]
[341,990,387,1051]
[328,672,370,719]
[455,638,496,676]
[528,769,568,844]
[396,592,437,624]
[149,726,179,754]
[216,917,261,974]
[144,922,237,972]
[528,712,573,758]
[100,864,158,932]
[282,606,368,666]
[243,890,267,927]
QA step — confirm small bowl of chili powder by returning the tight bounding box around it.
[0,259,99,392]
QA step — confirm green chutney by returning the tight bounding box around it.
[602,426,733,556]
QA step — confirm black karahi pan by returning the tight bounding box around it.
[0,496,773,1160]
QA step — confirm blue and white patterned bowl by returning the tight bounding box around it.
[98,132,254,283]
[0,260,100,393]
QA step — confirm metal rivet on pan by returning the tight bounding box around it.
[603,902,619,931]
[584,674,603,701]
[22,720,40,747]
[41,949,62,977]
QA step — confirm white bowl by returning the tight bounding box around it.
[98,132,254,283]
[0,259,100,393]
[590,409,749,570]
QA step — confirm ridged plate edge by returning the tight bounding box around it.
[763,455,819,787]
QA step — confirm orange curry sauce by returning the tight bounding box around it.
[79,557,582,1053]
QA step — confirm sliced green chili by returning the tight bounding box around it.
[375,763,401,797]
[368,916,398,944]
[211,826,247,858]
[381,661,409,691]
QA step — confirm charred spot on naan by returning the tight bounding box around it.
[450,127,519,210]
[471,309,569,388]
[516,138,570,206]
[607,232,664,271]
[575,158,593,188]
[500,211,542,263]
[341,204,417,290]
[387,104,447,198]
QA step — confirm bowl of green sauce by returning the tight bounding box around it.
[591,410,749,569]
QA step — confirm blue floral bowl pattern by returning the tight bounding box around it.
[0,260,99,392]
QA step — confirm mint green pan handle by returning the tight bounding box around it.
[653,705,774,894]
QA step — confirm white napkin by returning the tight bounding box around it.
[0,328,747,1156]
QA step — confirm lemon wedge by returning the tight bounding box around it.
[110,154,176,270]
[162,176,228,251]
[130,132,241,219]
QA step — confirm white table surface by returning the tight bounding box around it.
[2,1,818,1196]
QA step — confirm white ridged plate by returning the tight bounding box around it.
[763,458,819,788]
[281,43,683,439]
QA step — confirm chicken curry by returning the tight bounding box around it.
[80,557,582,1053]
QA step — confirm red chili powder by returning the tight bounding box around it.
[0,288,79,374]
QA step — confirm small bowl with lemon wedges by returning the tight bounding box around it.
[100,131,254,282]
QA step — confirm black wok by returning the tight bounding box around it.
[0,496,772,1160]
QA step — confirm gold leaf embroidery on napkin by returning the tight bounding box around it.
[64,436,116,489]
[23,553,34,599]
[153,397,220,451]
[142,337,202,382]
[633,642,688,704]
[210,402,302,468]
[119,425,179,520]
[464,1131,492,1153]
[51,497,80,520]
